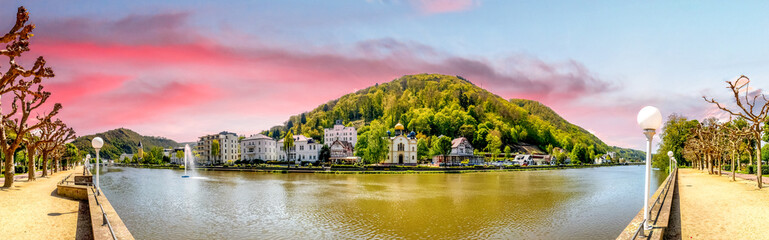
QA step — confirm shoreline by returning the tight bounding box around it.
[109,162,642,174]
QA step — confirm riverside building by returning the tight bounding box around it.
[197,131,240,165]
[278,134,322,163]
[240,134,277,161]
[324,120,357,147]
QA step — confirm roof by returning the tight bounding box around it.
[451,137,470,148]
[244,134,273,141]
[394,122,405,130]
[331,140,354,150]
[278,134,312,143]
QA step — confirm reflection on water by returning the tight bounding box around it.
[98,166,665,240]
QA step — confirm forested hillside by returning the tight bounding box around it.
[72,128,180,160]
[264,74,636,163]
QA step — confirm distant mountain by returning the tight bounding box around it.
[71,128,180,160]
[263,73,625,161]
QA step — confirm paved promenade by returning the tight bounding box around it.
[678,168,769,240]
[0,167,83,240]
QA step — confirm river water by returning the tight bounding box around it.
[97,165,665,239]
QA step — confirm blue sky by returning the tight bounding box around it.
[4,0,768,150]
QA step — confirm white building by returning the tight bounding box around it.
[241,134,277,161]
[196,131,240,165]
[278,135,322,163]
[385,123,418,165]
[166,147,185,164]
[324,120,358,147]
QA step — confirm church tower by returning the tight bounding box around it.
[137,141,144,160]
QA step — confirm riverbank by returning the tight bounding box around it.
[678,168,769,239]
[114,162,636,174]
[0,166,83,240]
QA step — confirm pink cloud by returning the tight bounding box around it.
[410,0,479,14]
[18,11,641,146]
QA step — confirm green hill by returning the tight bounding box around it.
[264,73,637,162]
[72,128,180,160]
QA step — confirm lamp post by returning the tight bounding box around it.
[92,137,104,195]
[637,106,662,232]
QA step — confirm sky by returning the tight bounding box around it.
[3,0,769,151]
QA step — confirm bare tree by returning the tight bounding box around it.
[1,87,60,187]
[704,76,769,188]
[0,7,55,188]
[38,120,74,177]
[725,117,751,181]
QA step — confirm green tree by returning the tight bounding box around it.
[485,130,502,161]
[655,114,700,170]
[149,146,164,165]
[430,135,452,164]
[417,138,429,162]
[211,139,221,164]
[319,145,331,165]
[570,144,589,164]
[504,146,512,159]
[363,120,388,164]
[458,124,475,143]
[63,143,81,168]
[556,152,567,165]
[283,131,295,168]
[176,150,184,163]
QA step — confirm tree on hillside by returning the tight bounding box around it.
[504,146,512,160]
[485,130,502,161]
[570,144,589,164]
[283,131,294,168]
[211,139,220,164]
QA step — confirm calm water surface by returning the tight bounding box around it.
[97,165,665,240]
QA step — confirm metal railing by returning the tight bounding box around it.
[59,173,73,185]
[91,187,118,240]
[631,165,678,239]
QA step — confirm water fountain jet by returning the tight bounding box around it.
[182,144,195,178]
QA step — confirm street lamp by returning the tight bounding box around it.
[667,151,674,174]
[637,106,662,232]
[92,137,104,195]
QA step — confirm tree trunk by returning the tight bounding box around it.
[54,157,58,173]
[41,151,49,177]
[3,151,15,188]
[757,139,763,189]
[708,154,714,174]
[732,150,736,181]
[719,155,723,176]
[27,148,36,181]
